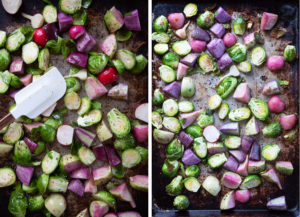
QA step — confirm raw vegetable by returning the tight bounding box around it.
[183,3,198,18]
[98,67,118,84]
[38,48,50,70]
[262,122,282,138]
[153,89,164,106]
[8,183,28,217]
[0,167,16,187]
[154,43,168,55]
[261,144,280,161]
[221,171,242,189]
[58,11,73,32]
[165,175,183,196]
[93,190,116,209]
[173,195,189,210]
[245,116,260,136]
[122,149,141,168]
[13,141,31,165]
[181,77,195,98]
[220,191,235,210]
[198,53,218,74]
[129,175,148,191]
[280,114,297,130]
[215,6,231,23]
[152,32,170,43]
[172,40,191,56]
[162,160,179,178]
[116,49,136,70]
[210,23,225,38]
[168,13,185,30]
[217,53,232,70]
[45,194,66,217]
[10,59,24,74]
[78,146,96,166]
[233,16,246,35]
[207,38,225,59]
[76,32,97,53]
[43,5,57,24]
[223,33,237,48]
[163,117,181,133]
[208,153,227,169]
[166,139,184,160]
[93,165,112,185]
[183,177,200,192]
[217,76,238,99]
[89,201,109,217]
[163,99,179,116]
[190,39,206,53]
[260,12,278,30]
[69,25,86,40]
[100,34,117,58]
[233,83,250,103]
[42,150,61,174]
[67,52,88,68]
[110,183,136,208]
[28,195,44,212]
[250,46,267,66]
[59,0,82,15]
[193,137,207,158]
[163,81,181,98]
[218,102,230,120]
[153,15,168,32]
[0,49,10,71]
[179,101,194,113]
[248,160,265,174]
[153,129,174,144]
[197,109,214,128]
[235,190,250,203]
[185,165,200,177]
[48,176,68,193]
[229,107,251,121]
[267,196,286,210]
[266,56,284,71]
[248,98,269,121]
[275,161,293,175]
[197,11,214,28]
[240,175,261,189]
[107,108,131,138]
[85,77,107,99]
[208,94,222,110]
[261,168,282,189]
[124,9,141,31]
[3,122,23,144]
[283,45,296,62]
[182,149,200,165]
[191,26,210,42]
[162,52,179,69]
[237,61,252,73]
[227,43,247,63]
[202,175,221,196]
[64,91,81,110]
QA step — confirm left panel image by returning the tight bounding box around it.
[0,0,148,216]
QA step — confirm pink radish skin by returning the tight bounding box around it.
[168,13,185,29]
[118,211,141,217]
[42,103,57,117]
[268,96,285,113]
[203,125,221,142]
[56,125,74,146]
[261,168,282,189]
[176,62,189,80]
[75,127,96,148]
[260,12,278,30]
[68,179,84,196]
[223,33,237,48]
[85,77,108,100]
[236,155,249,176]
[71,167,91,180]
[100,34,117,58]
[280,114,297,130]
[23,122,42,132]
[16,165,34,186]
[90,201,109,217]
[235,190,250,203]
[93,144,108,162]
[20,74,32,86]
[190,39,206,53]
[135,103,148,123]
[179,110,201,129]
[233,83,250,103]
[69,25,86,40]
[221,172,242,189]
[84,178,97,194]
[267,56,284,71]
[110,183,136,208]
[24,137,38,152]
[133,125,148,143]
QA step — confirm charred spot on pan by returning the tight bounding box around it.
[260,75,268,81]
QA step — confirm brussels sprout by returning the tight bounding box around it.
[162,52,179,69]
[152,111,163,129]
[262,122,282,138]
[284,45,296,62]
[166,175,183,196]
[237,61,252,73]
[28,195,44,212]
[166,139,184,160]
[250,46,266,66]
[283,130,296,142]
[233,16,246,35]
[45,194,66,217]
[248,98,269,121]
[197,11,215,28]
[131,54,147,75]
[87,53,108,74]
[136,146,148,164]
[185,165,200,177]
[228,107,251,121]
[159,65,176,83]
[6,31,25,52]
[162,160,180,178]
[22,179,37,194]
[181,77,195,98]
[173,195,190,210]
[0,48,10,71]
[185,125,203,138]
[163,117,181,133]
[93,190,116,209]
[178,101,194,113]
[217,76,238,99]
[227,43,247,62]
[172,40,191,56]
[153,129,175,144]
[183,3,198,18]
[152,32,170,43]
[13,140,31,165]
[113,134,136,151]
[107,108,131,138]
[193,137,207,158]
[40,124,56,143]
[112,164,125,179]
[38,48,50,70]
[261,144,280,161]
[162,99,179,117]
[9,73,23,88]
[8,183,28,217]
[37,173,49,194]
[154,43,169,55]
[0,31,7,48]
[153,15,168,32]
[153,88,165,106]
[73,10,87,26]
[197,109,214,128]
[198,53,218,74]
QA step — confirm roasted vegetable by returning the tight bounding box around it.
[248,98,269,121]
[233,16,246,35]
[217,76,238,99]
[153,15,168,32]
[262,122,282,138]
[173,195,189,210]
[166,175,183,196]
[284,45,296,62]
[197,11,214,28]
[227,43,247,63]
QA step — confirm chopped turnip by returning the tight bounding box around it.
[275,161,294,175]
[241,135,254,153]
[104,145,121,167]
[191,26,211,42]
[182,149,201,165]
[217,53,232,70]
[267,56,285,71]
[163,81,181,98]
[178,131,193,147]
[220,191,235,210]
[223,156,238,172]
[233,83,250,103]
[104,6,124,33]
[84,178,97,194]
[207,38,225,59]
[280,114,297,130]
[118,211,141,217]
[260,12,278,30]
[248,160,265,174]
[215,7,231,23]
[110,183,136,208]
[235,190,250,203]
[168,13,185,29]
[133,125,148,143]
[124,9,141,31]
[93,144,108,162]
[219,122,239,135]
[108,83,128,100]
[61,154,82,173]
[76,32,97,53]
[236,155,249,176]
[203,125,221,142]
[42,103,57,117]
[221,172,242,189]
[181,53,198,67]
[135,103,148,123]
[56,125,74,146]
[176,62,189,80]
[24,137,38,152]
[129,175,148,191]
[262,80,280,96]
[16,165,34,186]
[93,165,112,185]
[20,74,32,86]
[85,77,108,99]
[75,127,96,148]
[245,116,260,136]
[261,168,282,189]
[100,34,117,58]
[249,141,260,161]
[190,39,206,53]
[58,11,73,32]
[104,213,118,217]
[229,150,246,162]
[90,201,109,217]
[9,59,24,74]
[68,179,84,196]
[67,52,88,68]
[210,23,225,38]
[179,110,201,129]
[267,196,287,210]
[71,167,91,180]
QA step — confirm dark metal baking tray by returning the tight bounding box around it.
[0,0,148,216]
[152,0,299,216]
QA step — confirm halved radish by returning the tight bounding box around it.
[20,74,32,86]
[56,125,74,146]
[280,114,297,130]
[203,125,220,142]
[177,62,188,80]
[235,190,250,203]
[268,96,285,113]
[168,13,185,29]
[133,125,148,143]
[135,103,148,123]
[233,83,250,103]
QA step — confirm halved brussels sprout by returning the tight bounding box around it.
[233,16,246,35]
[153,15,168,32]
[198,53,218,73]
[163,117,181,133]
[197,11,214,28]
[107,108,131,138]
[162,52,179,69]
[227,43,247,63]
[248,98,269,121]
[284,45,296,62]
[166,139,184,160]
[250,46,266,66]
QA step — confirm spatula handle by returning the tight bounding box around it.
[0,113,15,130]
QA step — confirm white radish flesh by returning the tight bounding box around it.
[135,103,148,123]
[203,125,221,142]
[57,125,74,146]
[2,0,22,14]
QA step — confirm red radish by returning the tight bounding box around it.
[118,212,141,217]
[223,33,237,48]
[84,178,97,194]
[16,165,34,186]
[168,13,185,29]
[33,28,48,47]
[233,83,250,103]
[110,183,136,208]
[280,114,297,130]
[268,96,285,113]
[98,67,118,85]
[69,25,86,40]
[71,167,91,180]
[267,56,284,71]
[68,179,84,196]
[221,172,242,189]
[90,201,109,217]
[190,39,206,53]
[104,145,121,166]
[135,103,148,123]
[85,77,108,99]
[176,62,189,80]
[260,12,278,30]
[93,144,108,162]
[235,190,250,203]
[179,110,201,129]
[42,103,57,117]
[56,125,74,146]
[236,155,249,176]
[20,74,32,86]
[9,59,24,74]
[23,122,42,132]
[24,137,38,153]
[133,125,148,143]
[100,34,117,58]
[203,125,221,142]
[75,127,96,148]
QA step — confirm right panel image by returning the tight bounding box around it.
[152,1,299,216]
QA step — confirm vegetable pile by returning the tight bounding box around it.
[153,3,297,211]
[0,0,148,217]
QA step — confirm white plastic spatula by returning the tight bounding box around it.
[0,67,66,130]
